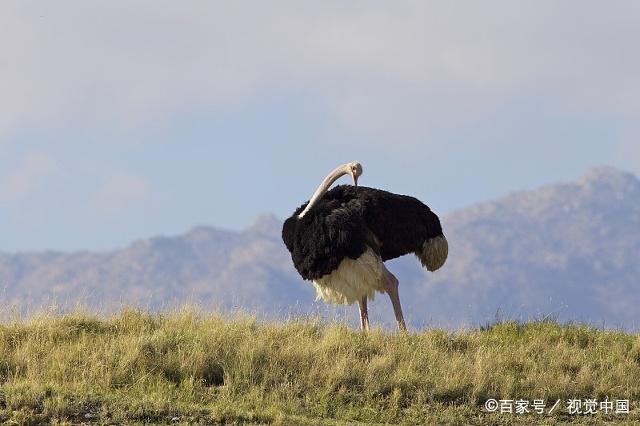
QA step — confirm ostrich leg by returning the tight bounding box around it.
[358,297,370,331]
[382,265,407,331]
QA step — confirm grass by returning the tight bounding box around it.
[0,309,639,425]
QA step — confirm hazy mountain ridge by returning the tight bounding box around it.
[2,167,639,328]
[0,217,310,314]
[426,166,640,327]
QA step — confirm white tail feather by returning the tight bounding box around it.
[417,235,448,272]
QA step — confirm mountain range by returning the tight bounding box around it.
[1,166,639,329]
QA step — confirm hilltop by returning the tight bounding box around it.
[0,311,638,424]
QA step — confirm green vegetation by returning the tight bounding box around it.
[0,309,639,425]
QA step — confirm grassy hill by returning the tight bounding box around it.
[1,310,639,425]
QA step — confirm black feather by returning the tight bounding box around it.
[282,185,444,280]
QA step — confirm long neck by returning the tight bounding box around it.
[298,164,348,218]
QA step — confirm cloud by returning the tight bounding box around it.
[86,172,150,219]
[0,151,59,203]
[1,1,639,142]
[613,139,640,173]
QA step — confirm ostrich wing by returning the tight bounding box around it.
[282,194,371,281]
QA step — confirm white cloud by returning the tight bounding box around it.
[613,139,640,173]
[86,172,150,218]
[1,1,639,142]
[0,151,59,202]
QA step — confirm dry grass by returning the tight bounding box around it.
[0,309,639,424]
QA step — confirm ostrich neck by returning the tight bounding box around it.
[298,164,348,218]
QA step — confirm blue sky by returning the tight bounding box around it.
[1,1,639,251]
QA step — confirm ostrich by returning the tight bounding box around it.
[282,161,448,331]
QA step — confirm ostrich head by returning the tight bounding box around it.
[347,161,363,186]
[297,160,364,219]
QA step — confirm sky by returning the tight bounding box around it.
[1,1,639,252]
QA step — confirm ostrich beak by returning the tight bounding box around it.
[352,173,358,187]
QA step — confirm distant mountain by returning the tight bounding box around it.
[1,167,639,329]
[414,166,640,328]
[0,213,311,315]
